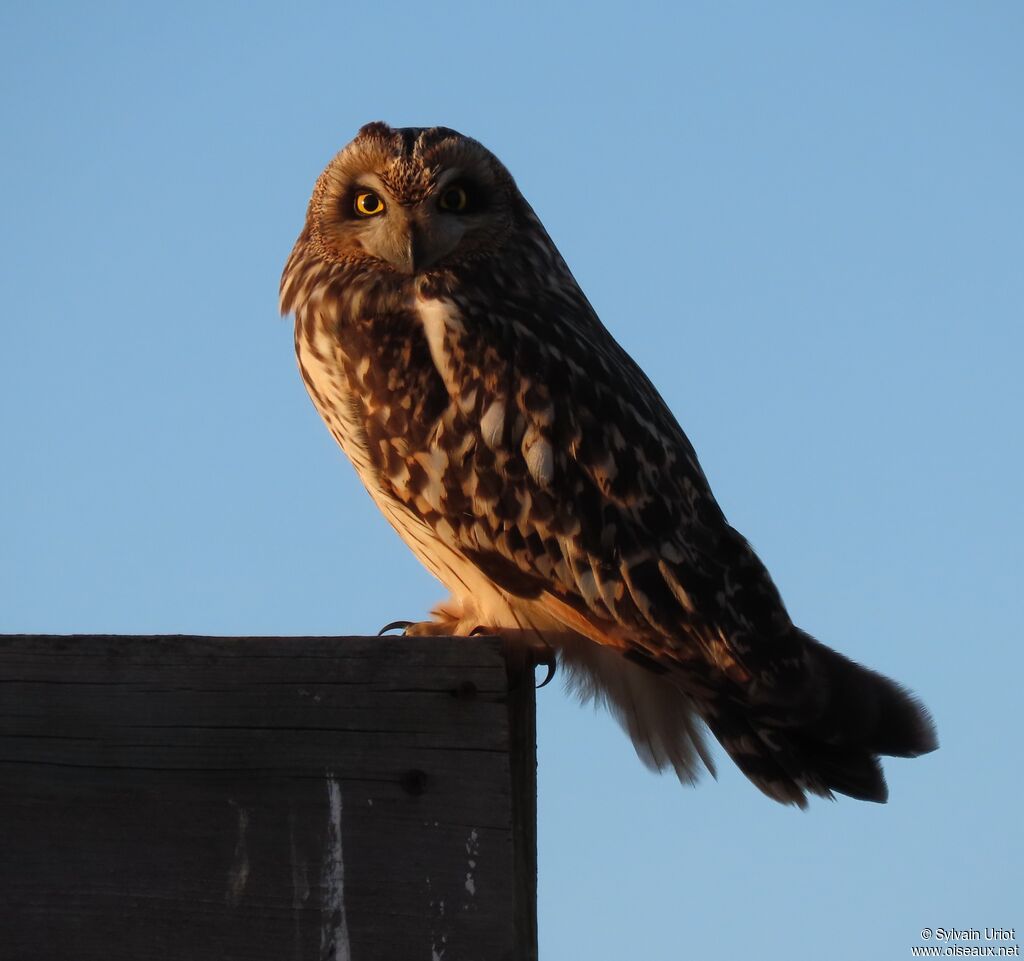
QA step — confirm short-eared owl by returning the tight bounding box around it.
[280,122,936,805]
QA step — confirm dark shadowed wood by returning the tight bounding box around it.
[0,635,537,961]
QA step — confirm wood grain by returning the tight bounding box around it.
[0,634,537,961]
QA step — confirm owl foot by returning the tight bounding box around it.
[403,619,462,637]
[501,633,557,689]
[376,617,555,687]
[378,597,482,637]
[377,619,462,636]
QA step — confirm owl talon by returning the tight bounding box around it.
[535,651,557,689]
[502,636,557,691]
[378,620,414,636]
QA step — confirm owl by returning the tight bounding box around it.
[280,122,936,806]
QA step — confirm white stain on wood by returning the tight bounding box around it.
[426,873,448,961]
[321,774,352,961]
[225,802,249,906]
[464,828,480,897]
[289,811,310,961]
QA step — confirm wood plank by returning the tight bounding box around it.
[0,635,537,961]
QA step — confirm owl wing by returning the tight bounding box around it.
[406,271,801,698]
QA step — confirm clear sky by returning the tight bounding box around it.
[1,2,1020,958]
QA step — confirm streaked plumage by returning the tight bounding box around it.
[281,122,937,805]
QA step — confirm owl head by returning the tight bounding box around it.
[302,122,521,274]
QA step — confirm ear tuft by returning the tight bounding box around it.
[358,121,392,140]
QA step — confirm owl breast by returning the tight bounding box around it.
[293,288,536,631]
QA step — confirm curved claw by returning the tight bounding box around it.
[378,620,413,636]
[503,635,558,692]
[535,651,557,689]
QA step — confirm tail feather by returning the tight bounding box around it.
[790,739,887,802]
[702,705,825,806]
[799,634,938,758]
[550,622,936,807]
[706,628,937,806]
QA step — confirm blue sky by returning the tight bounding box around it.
[1,2,1020,958]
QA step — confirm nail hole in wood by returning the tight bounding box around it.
[400,769,429,796]
[452,680,478,700]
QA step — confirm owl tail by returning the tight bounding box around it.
[704,629,938,807]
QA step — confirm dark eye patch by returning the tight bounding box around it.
[440,179,487,214]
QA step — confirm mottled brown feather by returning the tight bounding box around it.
[281,123,937,806]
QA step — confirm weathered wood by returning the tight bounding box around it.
[0,635,537,961]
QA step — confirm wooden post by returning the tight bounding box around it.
[0,635,537,961]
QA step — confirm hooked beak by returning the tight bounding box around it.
[406,222,429,275]
[382,208,462,275]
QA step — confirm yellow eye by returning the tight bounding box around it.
[354,190,385,217]
[439,185,468,212]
